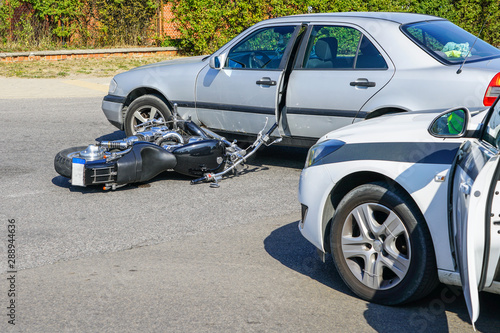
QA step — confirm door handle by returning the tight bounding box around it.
[256,78,277,86]
[459,182,471,195]
[350,79,376,87]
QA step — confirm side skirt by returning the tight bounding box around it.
[210,129,317,148]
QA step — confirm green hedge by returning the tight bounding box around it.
[0,0,159,50]
[1,0,499,53]
[172,0,500,55]
[94,0,159,46]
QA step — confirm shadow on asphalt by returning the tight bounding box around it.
[51,175,136,193]
[95,130,126,142]
[94,129,310,171]
[263,221,351,293]
[264,221,500,332]
[50,140,308,192]
[51,171,195,193]
[250,145,309,169]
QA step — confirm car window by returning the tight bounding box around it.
[355,35,389,69]
[482,100,500,150]
[226,26,296,70]
[402,20,500,64]
[302,25,387,70]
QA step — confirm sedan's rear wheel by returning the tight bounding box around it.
[124,95,172,136]
[330,182,438,305]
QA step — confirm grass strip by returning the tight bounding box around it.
[0,55,180,79]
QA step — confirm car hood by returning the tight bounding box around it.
[111,55,209,97]
[318,109,486,145]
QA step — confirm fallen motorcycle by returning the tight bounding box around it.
[54,106,282,190]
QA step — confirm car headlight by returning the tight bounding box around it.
[108,79,118,94]
[305,139,345,168]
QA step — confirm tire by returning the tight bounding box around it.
[54,146,88,178]
[330,182,438,305]
[124,95,172,136]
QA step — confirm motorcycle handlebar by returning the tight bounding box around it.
[190,175,208,185]
[191,122,280,186]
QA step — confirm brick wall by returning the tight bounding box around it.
[0,48,178,63]
[160,1,181,39]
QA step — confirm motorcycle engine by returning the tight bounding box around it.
[78,145,106,161]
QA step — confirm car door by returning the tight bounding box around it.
[450,100,500,328]
[282,24,395,139]
[196,24,300,136]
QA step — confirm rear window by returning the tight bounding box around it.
[402,20,500,64]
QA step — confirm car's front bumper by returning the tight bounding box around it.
[298,164,336,253]
[102,95,126,129]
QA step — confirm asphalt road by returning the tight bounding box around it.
[0,78,499,332]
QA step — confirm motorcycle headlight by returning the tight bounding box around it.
[305,139,345,168]
[108,79,118,94]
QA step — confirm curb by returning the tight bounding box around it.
[0,46,179,62]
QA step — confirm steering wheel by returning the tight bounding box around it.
[249,51,271,69]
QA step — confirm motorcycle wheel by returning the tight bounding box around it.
[54,146,88,178]
[124,95,172,136]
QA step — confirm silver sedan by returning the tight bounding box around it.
[102,12,500,147]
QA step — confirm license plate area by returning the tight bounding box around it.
[71,157,86,187]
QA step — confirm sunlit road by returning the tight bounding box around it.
[0,80,498,332]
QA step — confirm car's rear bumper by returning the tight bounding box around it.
[102,95,126,129]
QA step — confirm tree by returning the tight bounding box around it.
[95,0,159,46]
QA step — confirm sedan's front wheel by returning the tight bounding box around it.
[330,182,438,305]
[124,95,172,136]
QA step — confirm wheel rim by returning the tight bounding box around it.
[67,151,82,159]
[130,105,163,133]
[340,203,411,290]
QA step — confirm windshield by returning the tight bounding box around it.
[402,20,500,64]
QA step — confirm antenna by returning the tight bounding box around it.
[457,12,491,74]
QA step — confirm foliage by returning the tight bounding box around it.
[1,0,93,50]
[171,0,272,55]
[1,0,160,50]
[0,0,55,50]
[1,0,500,53]
[0,0,22,42]
[27,0,84,40]
[169,0,400,55]
[312,26,361,56]
[13,12,37,47]
[451,0,500,47]
[171,0,500,55]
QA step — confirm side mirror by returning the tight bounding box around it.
[209,55,223,70]
[428,107,470,138]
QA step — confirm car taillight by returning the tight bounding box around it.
[483,72,500,106]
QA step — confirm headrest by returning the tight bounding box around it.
[315,37,338,60]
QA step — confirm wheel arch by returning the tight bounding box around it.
[122,87,173,123]
[321,171,426,254]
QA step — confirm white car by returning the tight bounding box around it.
[298,98,500,327]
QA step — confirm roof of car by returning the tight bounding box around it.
[267,12,444,25]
